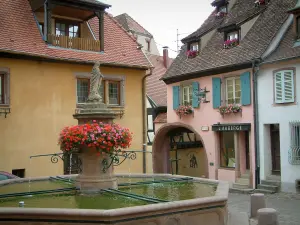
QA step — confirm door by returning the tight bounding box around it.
[270,125,281,173]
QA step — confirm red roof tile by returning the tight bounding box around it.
[0,0,151,69]
[146,54,173,106]
[153,113,167,123]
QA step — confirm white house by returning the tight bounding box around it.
[257,2,300,193]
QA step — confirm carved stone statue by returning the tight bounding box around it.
[87,61,104,103]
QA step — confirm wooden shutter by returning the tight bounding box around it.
[173,86,180,109]
[212,77,221,109]
[283,70,294,103]
[240,72,251,105]
[192,81,199,108]
[275,70,294,103]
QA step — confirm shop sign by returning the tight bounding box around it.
[212,123,251,132]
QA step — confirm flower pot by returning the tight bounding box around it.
[75,146,117,193]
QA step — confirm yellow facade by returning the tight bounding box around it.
[0,58,146,177]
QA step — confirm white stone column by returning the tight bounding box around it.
[234,131,240,178]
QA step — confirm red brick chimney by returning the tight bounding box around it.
[163,46,169,68]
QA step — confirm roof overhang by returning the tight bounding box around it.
[217,23,238,33]
[161,61,252,84]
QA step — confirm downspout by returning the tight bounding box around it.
[252,58,261,189]
[142,68,153,173]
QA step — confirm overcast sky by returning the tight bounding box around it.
[101,0,214,58]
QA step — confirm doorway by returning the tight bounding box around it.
[270,124,281,174]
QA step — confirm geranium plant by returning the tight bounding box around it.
[214,11,227,18]
[255,0,268,6]
[224,39,239,49]
[58,121,132,155]
[219,104,242,115]
[175,105,194,118]
[186,50,198,58]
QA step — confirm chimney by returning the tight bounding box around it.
[163,46,169,68]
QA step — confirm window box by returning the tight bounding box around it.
[224,38,239,49]
[219,104,242,115]
[175,105,194,118]
[214,11,227,18]
[255,0,269,6]
[186,50,198,58]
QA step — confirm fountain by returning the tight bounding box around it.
[0,63,229,225]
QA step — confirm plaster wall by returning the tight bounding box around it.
[241,16,259,40]
[0,58,145,177]
[258,60,300,192]
[136,35,160,56]
[166,69,255,187]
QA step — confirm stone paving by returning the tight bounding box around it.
[228,192,300,225]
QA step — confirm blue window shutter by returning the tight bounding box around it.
[240,72,251,105]
[212,78,221,109]
[192,81,199,108]
[173,86,180,109]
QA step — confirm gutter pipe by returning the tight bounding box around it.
[142,68,153,173]
[252,58,261,189]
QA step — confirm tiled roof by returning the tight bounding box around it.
[0,0,151,69]
[264,24,300,63]
[153,113,167,123]
[163,0,296,81]
[114,13,153,37]
[146,54,173,107]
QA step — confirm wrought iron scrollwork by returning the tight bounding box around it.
[50,154,64,164]
[102,151,137,173]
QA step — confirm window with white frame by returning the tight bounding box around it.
[225,77,241,105]
[76,77,122,106]
[289,122,300,165]
[227,31,238,41]
[182,85,193,105]
[219,5,227,13]
[190,42,199,51]
[0,71,10,105]
[274,70,295,104]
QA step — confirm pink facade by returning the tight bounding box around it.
[158,68,255,187]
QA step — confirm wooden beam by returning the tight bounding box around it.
[44,0,53,42]
[95,11,104,52]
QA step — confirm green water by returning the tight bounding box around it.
[0,180,72,194]
[120,182,216,201]
[0,192,147,209]
[0,178,217,210]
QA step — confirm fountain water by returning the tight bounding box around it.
[0,63,229,225]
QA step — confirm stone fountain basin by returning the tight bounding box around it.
[0,174,229,225]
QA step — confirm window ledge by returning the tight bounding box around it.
[272,102,297,107]
[0,104,10,108]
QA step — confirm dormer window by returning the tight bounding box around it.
[219,5,227,13]
[186,42,199,58]
[224,30,239,49]
[190,42,199,51]
[212,0,228,18]
[55,20,80,38]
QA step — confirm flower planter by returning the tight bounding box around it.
[224,39,239,49]
[219,104,242,116]
[75,146,117,193]
[186,50,198,59]
[176,105,194,119]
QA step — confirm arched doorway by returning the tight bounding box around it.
[152,122,208,178]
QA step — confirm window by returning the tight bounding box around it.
[190,42,199,51]
[225,77,241,105]
[55,20,79,37]
[220,132,235,168]
[146,40,151,52]
[274,70,295,104]
[39,23,44,33]
[147,114,154,145]
[219,5,227,13]
[77,79,89,103]
[12,169,25,178]
[227,31,238,41]
[182,85,192,105]
[0,72,9,105]
[289,122,300,165]
[108,81,120,105]
[297,17,300,38]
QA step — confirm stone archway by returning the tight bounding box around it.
[152,122,209,178]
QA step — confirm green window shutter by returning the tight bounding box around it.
[212,77,221,109]
[240,72,251,106]
[275,71,283,103]
[192,81,199,108]
[283,70,294,103]
[173,86,180,109]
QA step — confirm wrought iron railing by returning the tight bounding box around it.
[48,34,100,52]
[289,121,300,165]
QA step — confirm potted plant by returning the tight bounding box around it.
[224,38,239,49]
[214,11,227,18]
[186,50,198,59]
[58,120,132,192]
[175,105,194,118]
[219,104,242,115]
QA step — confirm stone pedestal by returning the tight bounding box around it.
[257,208,278,225]
[250,193,266,218]
[75,147,117,193]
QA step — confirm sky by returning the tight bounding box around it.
[101,0,214,58]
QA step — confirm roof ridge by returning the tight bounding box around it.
[122,13,153,37]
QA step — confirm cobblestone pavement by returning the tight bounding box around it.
[228,192,300,225]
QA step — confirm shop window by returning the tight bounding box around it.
[225,77,241,105]
[274,69,295,104]
[220,132,235,168]
[182,85,193,106]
